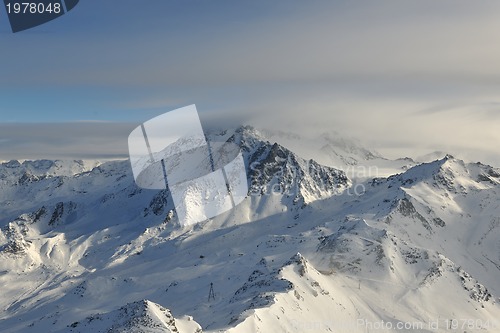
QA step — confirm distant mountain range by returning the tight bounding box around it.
[1,126,499,332]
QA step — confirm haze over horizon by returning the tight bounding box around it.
[1,0,500,166]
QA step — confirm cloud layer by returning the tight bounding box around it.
[1,1,500,165]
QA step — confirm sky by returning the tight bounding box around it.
[1,0,500,166]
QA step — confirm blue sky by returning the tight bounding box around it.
[0,0,314,123]
[1,1,500,164]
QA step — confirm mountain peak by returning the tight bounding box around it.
[443,153,455,160]
[61,299,202,333]
[2,126,500,333]
[392,155,465,186]
[319,131,382,161]
[0,159,102,180]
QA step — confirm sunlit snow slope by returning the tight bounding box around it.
[1,127,499,333]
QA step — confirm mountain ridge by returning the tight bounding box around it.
[1,127,500,332]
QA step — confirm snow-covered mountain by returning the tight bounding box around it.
[257,128,416,179]
[1,127,499,333]
[62,300,202,333]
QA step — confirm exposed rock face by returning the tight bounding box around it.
[64,300,202,333]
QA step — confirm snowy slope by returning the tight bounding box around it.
[257,128,416,179]
[1,128,500,333]
[59,300,201,333]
